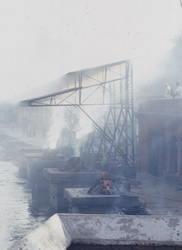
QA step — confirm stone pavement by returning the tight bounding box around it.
[133,172,182,215]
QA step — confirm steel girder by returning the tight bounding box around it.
[82,61,134,166]
[21,60,135,166]
[21,61,128,107]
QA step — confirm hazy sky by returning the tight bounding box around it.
[1,0,182,101]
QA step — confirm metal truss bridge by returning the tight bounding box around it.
[21,60,135,167]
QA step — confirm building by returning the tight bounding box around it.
[136,98,182,181]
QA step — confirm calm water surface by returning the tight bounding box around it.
[0,161,48,249]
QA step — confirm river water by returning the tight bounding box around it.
[0,160,48,249]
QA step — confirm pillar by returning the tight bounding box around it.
[176,137,182,176]
[166,134,172,173]
[138,117,149,172]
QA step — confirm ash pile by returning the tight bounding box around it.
[62,156,97,172]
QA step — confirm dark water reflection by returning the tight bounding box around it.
[0,161,48,249]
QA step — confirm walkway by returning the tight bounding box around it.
[133,172,182,215]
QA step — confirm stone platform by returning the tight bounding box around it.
[43,168,100,212]
[64,188,140,214]
[16,148,44,178]
[28,160,67,206]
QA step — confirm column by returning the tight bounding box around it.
[138,118,149,172]
[166,134,171,173]
[176,137,182,176]
[158,132,165,173]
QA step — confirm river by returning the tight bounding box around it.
[0,160,48,249]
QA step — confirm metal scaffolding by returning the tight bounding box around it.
[21,60,135,166]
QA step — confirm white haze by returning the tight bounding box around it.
[46,107,66,149]
[75,106,99,139]
[1,0,182,149]
[0,0,182,102]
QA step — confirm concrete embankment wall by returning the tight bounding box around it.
[9,214,182,250]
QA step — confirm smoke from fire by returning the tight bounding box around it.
[46,107,66,149]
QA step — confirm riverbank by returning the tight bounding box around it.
[0,124,49,249]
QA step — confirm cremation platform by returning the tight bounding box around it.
[64,188,140,214]
[17,149,43,178]
[43,168,100,212]
[27,159,66,188]
[29,159,67,206]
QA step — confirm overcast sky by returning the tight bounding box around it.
[1,0,182,101]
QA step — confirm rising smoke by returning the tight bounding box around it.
[46,107,66,149]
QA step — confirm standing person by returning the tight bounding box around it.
[164,83,173,98]
[174,82,182,98]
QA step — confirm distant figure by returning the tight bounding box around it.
[174,82,182,98]
[164,83,173,98]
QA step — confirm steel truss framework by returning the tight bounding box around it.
[21,60,135,166]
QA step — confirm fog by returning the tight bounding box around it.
[0,0,182,102]
[0,0,182,155]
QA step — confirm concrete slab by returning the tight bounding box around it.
[43,168,100,183]
[59,214,182,246]
[64,188,139,207]
[9,213,182,249]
